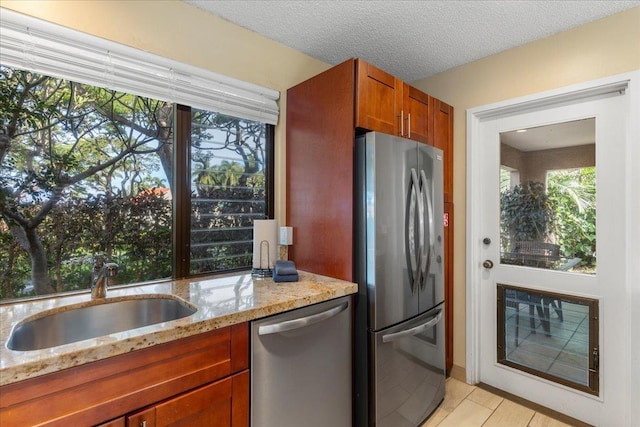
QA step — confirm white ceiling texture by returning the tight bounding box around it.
[184,0,639,83]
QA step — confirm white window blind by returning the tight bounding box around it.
[0,8,280,124]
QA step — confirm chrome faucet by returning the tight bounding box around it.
[91,256,118,299]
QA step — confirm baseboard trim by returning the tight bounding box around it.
[448,364,465,382]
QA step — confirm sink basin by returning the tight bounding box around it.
[7,296,197,351]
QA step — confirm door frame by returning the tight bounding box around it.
[466,71,640,423]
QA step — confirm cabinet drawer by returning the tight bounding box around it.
[127,371,248,427]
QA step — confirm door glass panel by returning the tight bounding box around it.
[497,284,599,395]
[500,119,596,274]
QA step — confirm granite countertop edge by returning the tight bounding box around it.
[0,270,357,386]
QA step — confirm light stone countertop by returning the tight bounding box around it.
[0,271,357,386]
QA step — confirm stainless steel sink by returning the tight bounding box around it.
[7,296,197,351]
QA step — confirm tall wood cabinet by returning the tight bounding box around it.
[287,58,454,372]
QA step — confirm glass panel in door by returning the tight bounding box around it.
[497,284,599,395]
[499,119,596,274]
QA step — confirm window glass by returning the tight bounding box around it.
[0,66,272,302]
[499,119,595,274]
[497,284,599,395]
[189,109,267,274]
[0,66,173,300]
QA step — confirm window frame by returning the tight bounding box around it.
[497,283,599,395]
[0,69,274,302]
[1,9,280,299]
[173,105,274,279]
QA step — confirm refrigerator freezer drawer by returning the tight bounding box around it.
[251,296,352,427]
[370,305,445,427]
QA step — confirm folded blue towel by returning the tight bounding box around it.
[274,260,298,276]
[273,260,298,282]
[273,272,299,282]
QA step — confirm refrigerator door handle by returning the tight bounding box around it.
[416,169,426,286]
[420,170,435,289]
[258,302,349,336]
[381,310,444,343]
[406,168,421,294]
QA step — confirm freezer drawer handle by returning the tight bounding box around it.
[258,302,349,336]
[381,310,443,343]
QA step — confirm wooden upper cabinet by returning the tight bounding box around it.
[355,59,402,136]
[432,97,454,202]
[403,82,432,144]
[355,59,432,144]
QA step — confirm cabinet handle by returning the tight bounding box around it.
[141,421,146,427]
[407,113,411,139]
[399,110,404,136]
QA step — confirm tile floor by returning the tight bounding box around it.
[420,377,576,427]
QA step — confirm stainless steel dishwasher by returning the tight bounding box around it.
[251,295,352,427]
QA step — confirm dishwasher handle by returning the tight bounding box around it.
[258,301,349,336]
[382,310,443,343]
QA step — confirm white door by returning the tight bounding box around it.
[468,78,633,426]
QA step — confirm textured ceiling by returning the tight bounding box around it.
[501,119,595,152]
[184,0,639,82]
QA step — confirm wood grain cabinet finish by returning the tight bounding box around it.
[125,371,249,427]
[355,59,432,144]
[402,83,432,144]
[0,324,249,427]
[432,97,454,203]
[355,59,402,136]
[96,417,125,427]
[287,58,356,281]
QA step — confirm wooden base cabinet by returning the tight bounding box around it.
[125,371,249,427]
[0,324,249,427]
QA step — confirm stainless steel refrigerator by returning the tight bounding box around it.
[354,131,446,427]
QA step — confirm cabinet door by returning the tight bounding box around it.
[403,83,432,144]
[433,97,454,203]
[126,371,249,427]
[356,59,402,135]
